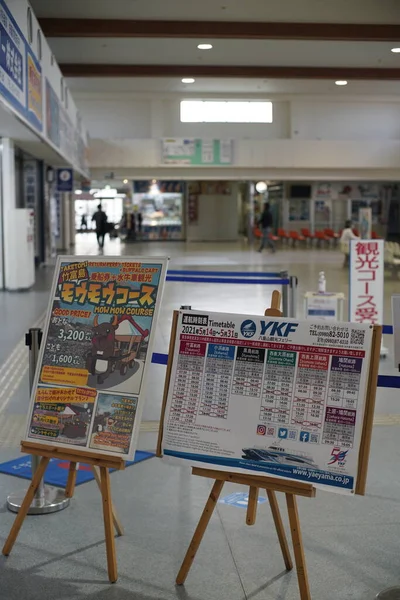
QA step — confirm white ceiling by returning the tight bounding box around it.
[30,0,400,96]
[30,0,400,24]
[49,38,400,68]
[68,77,400,96]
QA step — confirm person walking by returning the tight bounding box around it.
[92,204,108,248]
[258,202,276,253]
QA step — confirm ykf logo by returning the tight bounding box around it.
[328,447,349,466]
[260,321,298,337]
[240,320,257,338]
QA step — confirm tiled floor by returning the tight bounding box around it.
[0,233,399,599]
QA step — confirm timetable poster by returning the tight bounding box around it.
[162,311,374,494]
[24,256,168,459]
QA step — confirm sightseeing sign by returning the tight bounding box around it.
[25,256,168,460]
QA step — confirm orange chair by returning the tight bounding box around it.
[301,228,316,245]
[324,228,340,240]
[371,231,380,239]
[289,231,306,246]
[315,230,330,247]
[277,228,290,243]
[253,226,262,239]
[353,228,359,237]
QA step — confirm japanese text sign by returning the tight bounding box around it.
[161,310,375,495]
[24,256,168,460]
[349,240,384,325]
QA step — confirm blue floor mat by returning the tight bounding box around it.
[0,450,154,488]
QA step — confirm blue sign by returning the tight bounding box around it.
[219,492,267,508]
[278,427,288,439]
[0,0,25,113]
[56,168,73,192]
[300,431,310,443]
[0,1,42,133]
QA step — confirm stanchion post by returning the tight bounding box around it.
[6,328,70,515]
[280,271,289,318]
[289,276,298,319]
[27,329,45,507]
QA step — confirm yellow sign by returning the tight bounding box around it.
[28,54,42,125]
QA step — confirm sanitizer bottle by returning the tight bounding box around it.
[318,271,326,293]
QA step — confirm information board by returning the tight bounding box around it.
[161,310,376,494]
[25,256,168,459]
[161,139,232,165]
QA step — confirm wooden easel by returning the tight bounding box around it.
[2,441,125,583]
[157,291,382,600]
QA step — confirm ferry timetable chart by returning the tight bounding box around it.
[260,350,296,425]
[199,344,235,419]
[170,341,206,424]
[232,347,265,398]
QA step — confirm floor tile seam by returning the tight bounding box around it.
[215,503,249,599]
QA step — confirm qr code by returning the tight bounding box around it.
[350,329,365,346]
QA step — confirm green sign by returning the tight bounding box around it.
[162,139,232,165]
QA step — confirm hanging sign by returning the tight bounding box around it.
[162,139,232,165]
[161,310,377,494]
[24,256,168,459]
[56,168,73,192]
[349,240,384,325]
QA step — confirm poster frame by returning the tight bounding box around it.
[157,310,381,496]
[24,255,168,460]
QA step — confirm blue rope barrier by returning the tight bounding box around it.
[166,276,289,285]
[167,270,282,277]
[152,352,168,366]
[151,353,400,388]
[377,375,400,389]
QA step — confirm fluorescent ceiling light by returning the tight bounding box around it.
[75,189,82,195]
[255,181,267,193]
[391,47,400,53]
[197,44,213,50]
[123,179,128,184]
[335,80,348,86]
[182,78,195,83]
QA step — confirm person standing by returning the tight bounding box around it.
[92,204,108,248]
[339,219,359,266]
[137,212,143,238]
[258,202,276,253]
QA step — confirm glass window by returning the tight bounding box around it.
[180,100,273,123]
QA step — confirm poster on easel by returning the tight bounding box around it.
[24,256,168,459]
[160,310,380,494]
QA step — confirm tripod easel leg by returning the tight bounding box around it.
[246,486,259,525]
[65,462,77,498]
[92,465,124,536]
[100,467,118,583]
[267,490,293,571]
[2,456,50,556]
[286,493,311,600]
[176,479,225,585]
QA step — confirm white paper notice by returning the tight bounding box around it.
[162,311,374,494]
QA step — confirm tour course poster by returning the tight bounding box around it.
[25,256,168,459]
[161,310,374,494]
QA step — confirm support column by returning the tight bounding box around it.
[1,138,35,290]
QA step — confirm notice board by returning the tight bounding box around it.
[25,256,168,459]
[160,310,380,494]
